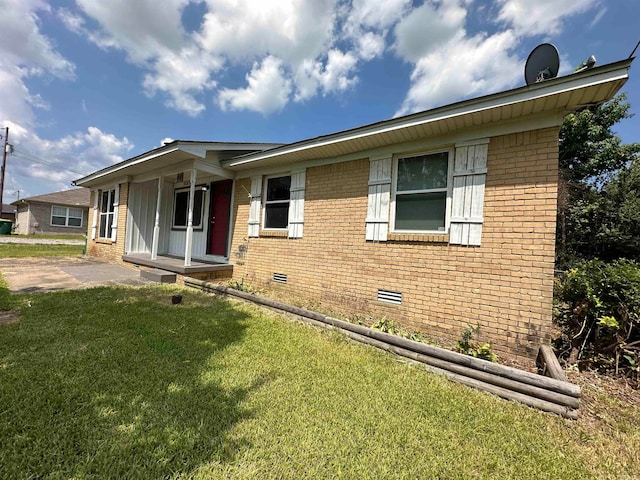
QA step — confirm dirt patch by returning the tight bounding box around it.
[0,311,19,326]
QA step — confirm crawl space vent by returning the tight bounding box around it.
[377,289,402,305]
[273,273,287,284]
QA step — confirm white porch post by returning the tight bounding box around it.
[184,169,197,267]
[151,176,163,260]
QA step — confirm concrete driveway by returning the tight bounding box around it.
[0,256,153,293]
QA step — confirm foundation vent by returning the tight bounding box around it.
[377,289,402,305]
[273,273,287,284]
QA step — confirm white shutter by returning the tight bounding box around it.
[248,177,262,237]
[366,156,392,241]
[288,170,305,238]
[450,141,488,246]
[91,189,99,240]
[110,183,120,242]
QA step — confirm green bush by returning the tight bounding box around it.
[554,259,640,381]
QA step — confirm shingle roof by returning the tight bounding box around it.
[2,203,16,214]
[12,188,90,207]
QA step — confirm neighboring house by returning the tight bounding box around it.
[1,203,16,222]
[73,59,632,359]
[12,189,90,235]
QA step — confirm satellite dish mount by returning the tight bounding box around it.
[524,43,560,85]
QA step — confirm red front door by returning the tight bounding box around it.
[208,179,233,256]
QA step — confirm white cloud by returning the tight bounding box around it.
[393,0,602,116]
[394,1,467,63]
[142,47,222,116]
[496,0,600,37]
[396,30,521,116]
[0,2,133,198]
[218,56,292,114]
[73,0,190,63]
[62,0,376,115]
[0,0,75,80]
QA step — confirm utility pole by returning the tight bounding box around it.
[0,127,8,211]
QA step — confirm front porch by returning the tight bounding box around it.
[122,253,234,276]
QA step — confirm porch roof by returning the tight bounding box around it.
[73,141,282,188]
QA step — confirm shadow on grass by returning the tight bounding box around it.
[0,285,262,479]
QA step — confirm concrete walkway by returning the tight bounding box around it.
[0,256,153,293]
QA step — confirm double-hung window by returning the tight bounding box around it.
[99,189,116,239]
[263,175,291,229]
[172,188,204,229]
[393,151,450,232]
[51,206,83,227]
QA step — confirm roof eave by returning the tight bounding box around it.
[73,141,284,187]
[222,58,632,169]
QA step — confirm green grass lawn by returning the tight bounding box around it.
[1,282,638,479]
[5,233,86,240]
[0,243,84,257]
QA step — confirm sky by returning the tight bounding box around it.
[1,0,638,200]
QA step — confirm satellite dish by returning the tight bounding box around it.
[524,43,560,85]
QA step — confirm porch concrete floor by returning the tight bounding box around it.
[122,253,233,275]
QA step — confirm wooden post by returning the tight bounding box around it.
[151,176,163,260]
[184,169,196,267]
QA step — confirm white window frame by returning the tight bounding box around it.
[171,186,205,231]
[98,188,116,240]
[390,148,454,234]
[262,174,291,231]
[50,205,83,228]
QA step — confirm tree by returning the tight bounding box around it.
[557,94,640,268]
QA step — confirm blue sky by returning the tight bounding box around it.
[1,0,638,200]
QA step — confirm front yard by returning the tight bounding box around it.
[0,279,638,479]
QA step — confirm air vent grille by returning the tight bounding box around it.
[273,273,287,284]
[377,289,402,305]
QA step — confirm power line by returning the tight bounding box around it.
[10,148,87,176]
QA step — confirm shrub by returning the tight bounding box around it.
[456,324,498,362]
[554,259,640,381]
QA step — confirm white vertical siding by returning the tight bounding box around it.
[126,180,157,254]
[167,188,209,258]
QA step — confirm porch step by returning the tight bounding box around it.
[140,268,177,284]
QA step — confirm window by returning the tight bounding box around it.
[172,188,204,229]
[99,189,116,239]
[263,175,291,229]
[392,151,450,232]
[51,206,83,227]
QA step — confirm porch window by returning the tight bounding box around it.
[172,188,204,229]
[263,175,291,229]
[392,151,450,233]
[99,189,116,239]
[51,205,83,227]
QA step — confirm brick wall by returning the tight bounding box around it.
[86,183,130,264]
[228,127,560,359]
[14,202,88,235]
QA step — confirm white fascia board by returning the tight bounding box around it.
[234,110,565,180]
[225,61,631,169]
[74,146,181,186]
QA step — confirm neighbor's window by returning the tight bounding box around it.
[263,175,291,229]
[99,189,116,239]
[51,206,83,227]
[172,188,204,229]
[393,151,450,232]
